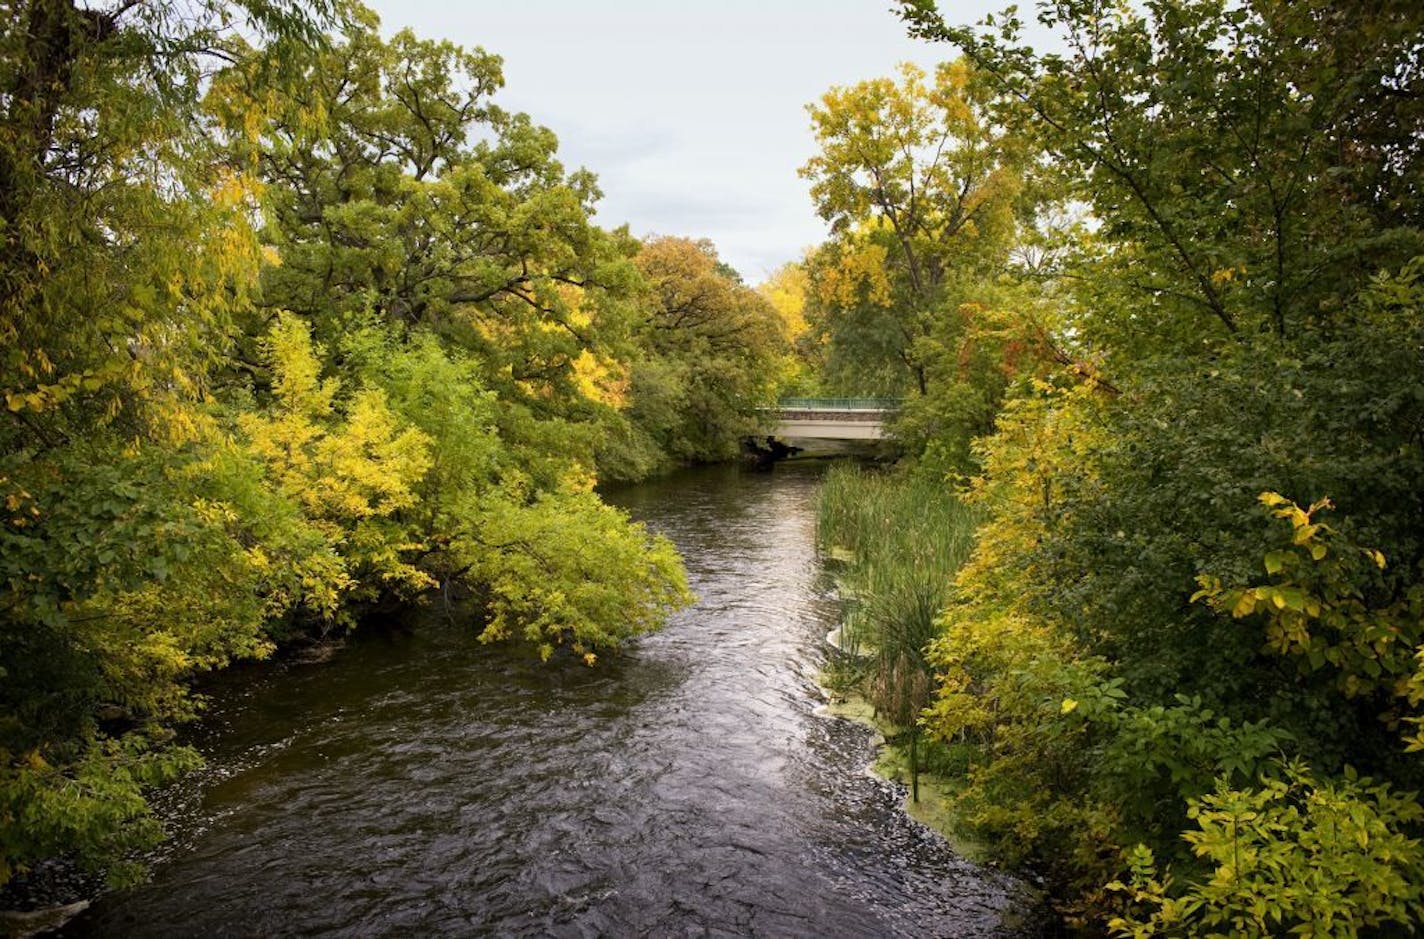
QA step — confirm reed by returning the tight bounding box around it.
[817,464,980,799]
[818,465,978,651]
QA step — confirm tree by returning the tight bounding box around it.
[800,60,1025,396]
[757,261,819,396]
[897,0,1424,355]
[598,236,787,479]
[1,0,336,444]
[0,0,341,886]
[215,17,642,442]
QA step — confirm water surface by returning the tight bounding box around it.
[65,462,1031,937]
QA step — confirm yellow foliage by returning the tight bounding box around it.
[815,239,894,309]
[210,169,263,210]
[238,314,435,599]
[956,378,1109,603]
[572,349,629,408]
[758,262,811,341]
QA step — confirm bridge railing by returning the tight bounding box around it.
[774,397,901,411]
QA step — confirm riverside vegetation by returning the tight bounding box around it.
[0,0,795,891]
[792,1,1424,935]
[815,466,979,825]
[4,0,1424,935]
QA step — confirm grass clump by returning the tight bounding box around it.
[816,464,979,802]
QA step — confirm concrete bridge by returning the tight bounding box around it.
[762,397,899,441]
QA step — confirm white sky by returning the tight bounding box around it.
[361,1,1037,284]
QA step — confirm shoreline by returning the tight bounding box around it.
[811,682,991,867]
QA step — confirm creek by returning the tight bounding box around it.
[62,462,1036,937]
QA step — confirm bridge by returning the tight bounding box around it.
[762,397,899,441]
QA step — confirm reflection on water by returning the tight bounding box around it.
[64,462,1035,937]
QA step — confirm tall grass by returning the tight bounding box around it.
[818,465,979,655]
[817,464,981,800]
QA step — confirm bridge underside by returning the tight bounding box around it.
[772,419,885,440]
[744,409,890,466]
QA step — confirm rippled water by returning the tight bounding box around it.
[63,462,1035,937]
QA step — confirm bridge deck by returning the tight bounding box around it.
[760,399,897,441]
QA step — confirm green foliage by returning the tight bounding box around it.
[800,59,1028,402]
[891,280,1058,478]
[0,735,201,889]
[457,490,692,663]
[213,15,701,654]
[1023,268,1424,770]
[0,0,338,445]
[872,1,1424,924]
[0,442,282,885]
[912,272,1424,925]
[1109,762,1424,938]
[898,0,1424,354]
[797,1,1424,933]
[219,17,641,430]
[1195,493,1424,725]
[1,2,700,890]
[340,325,504,552]
[597,236,787,480]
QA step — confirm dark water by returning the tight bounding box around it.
[64,462,1034,938]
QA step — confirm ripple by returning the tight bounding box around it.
[63,463,1037,938]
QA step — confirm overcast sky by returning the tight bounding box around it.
[360,1,1031,284]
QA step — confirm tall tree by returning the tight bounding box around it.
[598,237,787,480]
[1,0,336,444]
[0,0,342,886]
[214,17,641,433]
[800,60,1025,396]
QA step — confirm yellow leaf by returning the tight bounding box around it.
[1061,697,1079,714]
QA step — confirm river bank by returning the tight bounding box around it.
[807,465,1060,925]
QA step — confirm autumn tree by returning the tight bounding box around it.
[211,15,695,647]
[757,261,819,396]
[215,16,642,454]
[898,0,1424,355]
[0,0,342,886]
[1,0,335,441]
[800,60,1026,398]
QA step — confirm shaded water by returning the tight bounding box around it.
[64,462,1034,937]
